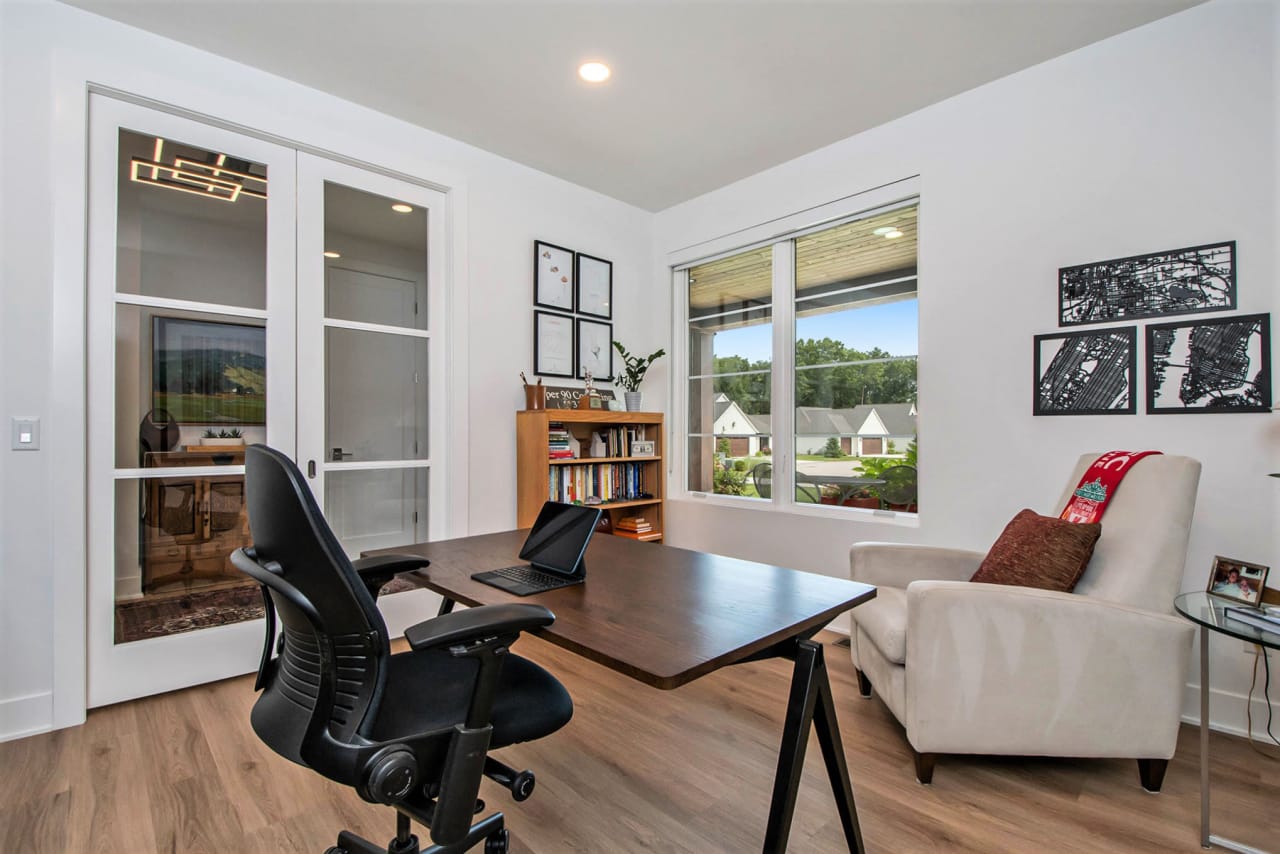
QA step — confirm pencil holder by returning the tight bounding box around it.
[524,384,545,410]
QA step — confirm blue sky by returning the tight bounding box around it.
[714,299,918,364]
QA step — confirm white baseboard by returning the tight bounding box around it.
[0,692,53,743]
[1182,682,1280,740]
[115,573,142,599]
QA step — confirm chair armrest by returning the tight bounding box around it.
[404,603,555,651]
[904,580,1194,757]
[849,542,984,589]
[351,553,429,599]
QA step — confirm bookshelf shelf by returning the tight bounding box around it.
[517,409,666,543]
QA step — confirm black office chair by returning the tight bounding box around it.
[231,445,573,854]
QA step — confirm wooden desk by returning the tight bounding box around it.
[373,530,876,853]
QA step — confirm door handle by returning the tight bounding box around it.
[331,447,354,462]
[307,460,316,478]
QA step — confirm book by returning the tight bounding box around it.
[612,529,662,542]
[1223,606,1280,635]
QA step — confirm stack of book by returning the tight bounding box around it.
[548,423,574,460]
[613,515,660,542]
[1224,604,1280,636]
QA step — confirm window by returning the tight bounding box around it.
[682,200,919,513]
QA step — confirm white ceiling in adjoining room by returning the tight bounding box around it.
[62,0,1202,211]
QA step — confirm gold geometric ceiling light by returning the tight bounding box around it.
[129,137,267,202]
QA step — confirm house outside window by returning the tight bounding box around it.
[681,199,919,513]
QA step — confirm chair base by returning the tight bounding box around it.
[912,749,936,785]
[854,668,872,698]
[327,811,508,854]
[1137,758,1168,793]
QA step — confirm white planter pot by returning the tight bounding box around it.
[624,391,643,411]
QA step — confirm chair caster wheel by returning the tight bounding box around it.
[511,770,535,802]
[324,848,347,854]
[485,828,510,853]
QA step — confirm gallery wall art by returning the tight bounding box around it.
[1059,241,1235,326]
[1146,313,1270,413]
[1033,327,1136,415]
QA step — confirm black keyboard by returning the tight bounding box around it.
[490,564,568,590]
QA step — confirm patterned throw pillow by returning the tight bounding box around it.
[970,508,1101,592]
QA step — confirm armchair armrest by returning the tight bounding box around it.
[404,603,555,651]
[904,580,1194,757]
[850,542,983,589]
[352,553,429,600]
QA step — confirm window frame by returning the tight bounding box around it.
[671,183,921,526]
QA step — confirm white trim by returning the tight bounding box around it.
[114,293,269,320]
[114,465,246,479]
[668,178,921,269]
[323,459,432,473]
[771,240,796,508]
[1181,678,1280,740]
[794,273,918,305]
[0,692,54,743]
[322,317,432,339]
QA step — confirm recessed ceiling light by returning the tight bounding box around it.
[323,250,341,258]
[872,226,893,236]
[391,203,413,214]
[884,230,904,239]
[578,62,611,83]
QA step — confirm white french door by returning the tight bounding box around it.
[87,100,449,706]
[295,154,448,635]
[86,96,297,706]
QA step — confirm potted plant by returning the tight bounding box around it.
[612,341,666,411]
[200,427,246,447]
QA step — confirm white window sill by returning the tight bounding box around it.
[673,493,922,528]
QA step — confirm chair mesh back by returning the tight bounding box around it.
[241,445,389,764]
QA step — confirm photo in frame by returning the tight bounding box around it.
[534,310,574,378]
[153,316,266,424]
[1033,327,1136,415]
[576,318,613,382]
[1058,241,1236,326]
[575,252,613,319]
[1206,555,1269,608]
[1146,313,1271,413]
[534,240,575,312]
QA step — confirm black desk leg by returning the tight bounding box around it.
[438,597,455,616]
[762,639,864,854]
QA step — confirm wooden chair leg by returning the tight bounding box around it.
[1137,758,1168,792]
[855,669,872,698]
[912,749,936,785]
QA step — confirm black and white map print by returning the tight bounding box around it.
[1034,327,1136,415]
[1146,314,1271,413]
[1059,241,1235,326]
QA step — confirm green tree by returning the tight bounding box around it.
[821,437,843,458]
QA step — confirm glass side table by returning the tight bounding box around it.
[1173,592,1280,853]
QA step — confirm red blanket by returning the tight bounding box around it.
[1059,450,1162,524]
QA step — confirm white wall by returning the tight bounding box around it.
[0,0,652,739]
[653,0,1278,736]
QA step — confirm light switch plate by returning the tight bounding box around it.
[11,416,39,450]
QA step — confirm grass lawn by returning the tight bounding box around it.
[796,453,854,461]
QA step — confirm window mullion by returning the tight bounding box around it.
[771,239,796,509]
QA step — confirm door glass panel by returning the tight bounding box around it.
[325,327,428,461]
[115,304,267,469]
[325,468,428,559]
[114,473,257,643]
[323,182,428,330]
[115,129,267,309]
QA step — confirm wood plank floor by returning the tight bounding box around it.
[1,632,1276,853]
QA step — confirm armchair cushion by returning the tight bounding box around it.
[853,586,908,664]
[970,509,1101,593]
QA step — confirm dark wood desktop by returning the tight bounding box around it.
[371,529,876,853]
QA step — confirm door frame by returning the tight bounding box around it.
[49,73,470,729]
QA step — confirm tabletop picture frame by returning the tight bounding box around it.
[1206,555,1269,608]
[576,317,613,382]
[534,240,575,312]
[534,310,574,378]
[575,252,613,319]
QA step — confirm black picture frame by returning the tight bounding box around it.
[533,240,575,312]
[1033,326,1136,416]
[1146,313,1271,413]
[575,252,613,319]
[153,316,267,424]
[576,317,613,382]
[1059,240,1236,327]
[533,310,575,378]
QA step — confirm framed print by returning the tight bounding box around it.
[1206,555,1269,607]
[1033,327,1136,415]
[575,252,613,319]
[534,310,574,378]
[534,240,575,312]
[576,318,613,382]
[153,316,266,424]
[1059,241,1236,326]
[1146,313,1271,413]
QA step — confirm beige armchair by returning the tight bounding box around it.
[849,453,1200,790]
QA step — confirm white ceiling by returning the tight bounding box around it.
[64,0,1201,211]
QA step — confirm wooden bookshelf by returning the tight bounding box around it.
[517,409,665,542]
